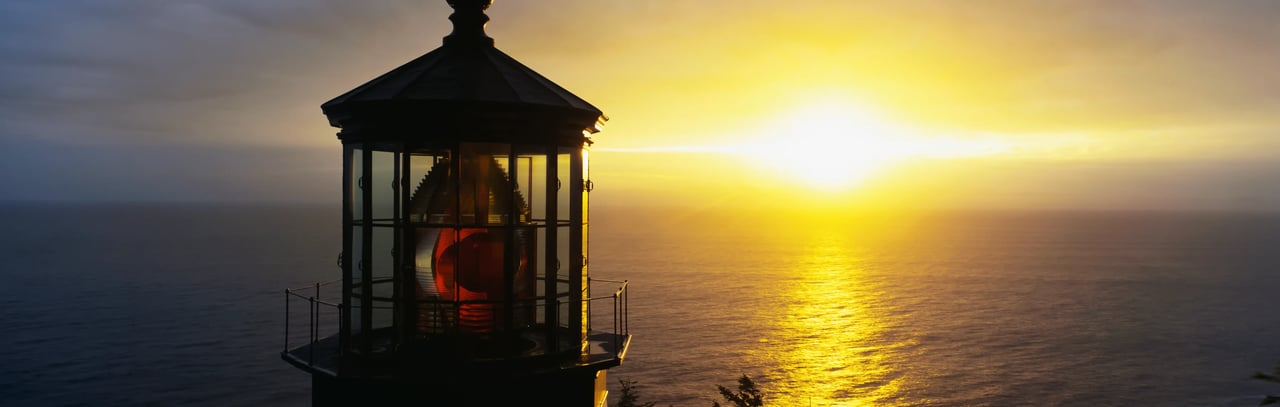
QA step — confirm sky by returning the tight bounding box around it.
[2,1,1279,212]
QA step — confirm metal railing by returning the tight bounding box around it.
[283,279,342,368]
[282,277,629,363]
[587,278,629,359]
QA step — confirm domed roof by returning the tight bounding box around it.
[321,1,606,145]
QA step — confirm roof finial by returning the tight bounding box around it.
[444,0,494,47]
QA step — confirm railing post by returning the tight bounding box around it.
[309,296,316,367]
[337,303,345,360]
[284,289,290,353]
[623,281,629,335]
[613,291,620,356]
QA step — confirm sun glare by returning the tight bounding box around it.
[737,98,1009,191]
[748,103,902,190]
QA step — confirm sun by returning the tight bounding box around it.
[738,101,919,190]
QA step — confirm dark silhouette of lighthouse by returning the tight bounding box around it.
[282,1,630,405]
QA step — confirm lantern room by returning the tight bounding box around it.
[282,1,629,406]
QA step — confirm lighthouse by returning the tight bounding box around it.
[281,1,630,405]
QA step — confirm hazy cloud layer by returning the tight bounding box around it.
[1,1,1279,208]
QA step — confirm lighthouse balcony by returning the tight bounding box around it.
[281,278,630,377]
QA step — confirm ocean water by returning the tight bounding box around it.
[2,204,1279,406]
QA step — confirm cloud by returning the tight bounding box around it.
[0,1,444,142]
[0,1,444,201]
[1,1,1278,209]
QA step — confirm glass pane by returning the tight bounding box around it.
[349,147,364,223]
[513,225,538,328]
[371,226,395,332]
[370,301,393,333]
[557,225,571,329]
[527,154,548,223]
[370,227,395,281]
[556,153,570,222]
[371,150,397,222]
[408,153,446,223]
[413,226,445,335]
[442,226,505,333]
[349,224,364,337]
[535,226,548,325]
[557,292,570,330]
[458,143,513,226]
[409,152,452,225]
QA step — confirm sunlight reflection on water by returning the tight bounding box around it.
[749,231,914,406]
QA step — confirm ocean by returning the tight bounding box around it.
[2,204,1278,406]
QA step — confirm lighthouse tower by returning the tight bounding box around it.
[281,1,630,405]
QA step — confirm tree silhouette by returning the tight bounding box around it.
[713,374,765,407]
[616,378,657,407]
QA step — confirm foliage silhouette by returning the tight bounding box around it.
[712,374,765,407]
[616,378,657,407]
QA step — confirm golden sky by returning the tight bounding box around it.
[505,1,1280,212]
[2,1,1279,211]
